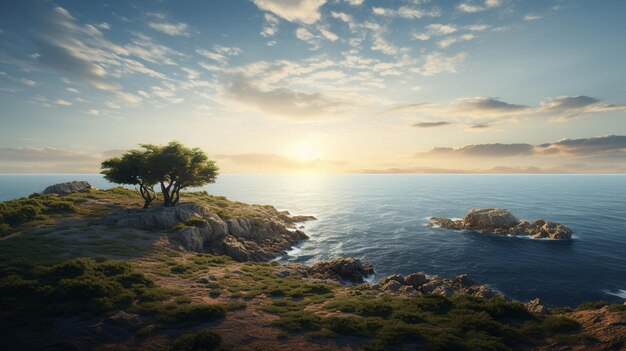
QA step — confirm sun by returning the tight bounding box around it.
[292,141,319,161]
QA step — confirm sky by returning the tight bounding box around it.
[0,0,625,174]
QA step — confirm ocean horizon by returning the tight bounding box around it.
[1,173,625,307]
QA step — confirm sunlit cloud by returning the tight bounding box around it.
[252,0,326,24]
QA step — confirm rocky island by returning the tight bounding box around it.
[0,182,623,350]
[430,208,573,239]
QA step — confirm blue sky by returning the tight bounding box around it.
[0,0,625,173]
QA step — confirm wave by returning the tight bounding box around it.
[604,289,626,299]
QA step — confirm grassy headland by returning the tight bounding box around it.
[0,187,624,350]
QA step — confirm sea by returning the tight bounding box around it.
[1,173,625,307]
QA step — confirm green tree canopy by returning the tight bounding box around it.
[101,149,158,208]
[101,141,219,208]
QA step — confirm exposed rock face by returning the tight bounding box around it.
[373,272,499,299]
[103,203,310,261]
[42,181,92,195]
[309,258,374,283]
[430,208,572,239]
[525,298,546,314]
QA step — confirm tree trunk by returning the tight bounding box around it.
[138,182,156,209]
[161,182,171,207]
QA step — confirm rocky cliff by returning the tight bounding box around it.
[103,203,311,261]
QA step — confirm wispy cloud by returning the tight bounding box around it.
[252,0,326,24]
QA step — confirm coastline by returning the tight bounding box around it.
[0,184,625,350]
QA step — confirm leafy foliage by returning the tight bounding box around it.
[101,141,219,207]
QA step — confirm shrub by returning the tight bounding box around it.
[576,300,609,311]
[0,224,11,236]
[0,257,161,329]
[157,303,226,327]
[171,329,223,351]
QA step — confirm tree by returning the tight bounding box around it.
[101,150,158,208]
[141,141,219,207]
[102,141,219,208]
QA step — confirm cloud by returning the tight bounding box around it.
[388,95,625,126]
[539,95,626,120]
[485,0,502,8]
[413,24,457,41]
[295,27,321,48]
[54,99,72,106]
[260,14,280,37]
[437,34,475,48]
[423,143,535,157]
[148,21,190,36]
[457,3,484,13]
[0,147,129,173]
[417,52,467,76]
[345,0,364,5]
[413,121,451,128]
[226,78,344,120]
[415,135,626,161]
[453,97,529,115]
[537,135,626,156]
[0,147,97,162]
[252,0,326,24]
[0,1,183,96]
[372,6,441,19]
[524,14,541,21]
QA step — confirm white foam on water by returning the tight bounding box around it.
[604,289,626,299]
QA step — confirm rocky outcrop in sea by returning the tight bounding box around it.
[430,208,572,239]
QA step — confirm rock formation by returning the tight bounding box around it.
[430,208,572,239]
[308,258,374,283]
[103,203,311,261]
[43,181,92,195]
[372,272,499,298]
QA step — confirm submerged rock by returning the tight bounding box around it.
[309,257,374,283]
[103,203,309,261]
[42,181,92,195]
[430,208,572,239]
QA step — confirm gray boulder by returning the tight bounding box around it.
[43,181,92,195]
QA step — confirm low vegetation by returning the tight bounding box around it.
[0,187,141,236]
[267,290,591,351]
[171,329,226,351]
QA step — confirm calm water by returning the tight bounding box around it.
[1,174,625,307]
